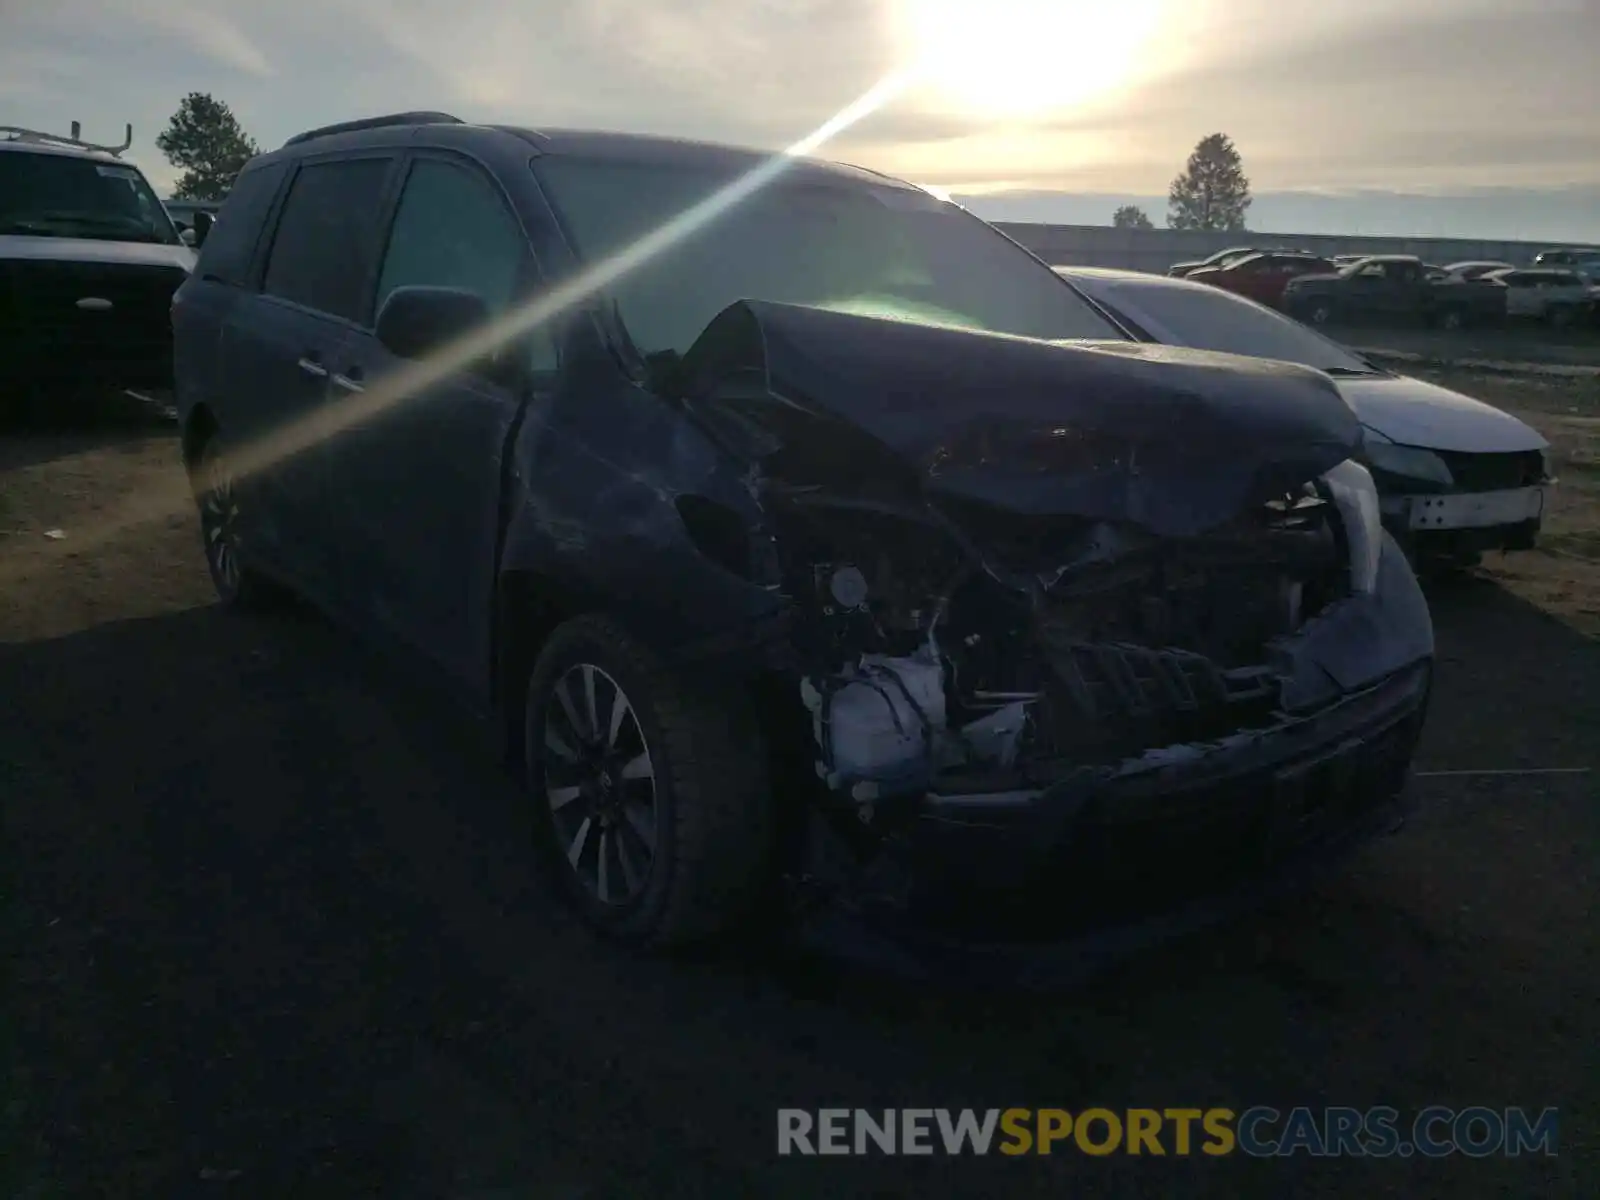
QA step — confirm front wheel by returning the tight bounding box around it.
[523,615,773,949]
[1305,301,1334,326]
[191,432,275,609]
[1436,308,1465,332]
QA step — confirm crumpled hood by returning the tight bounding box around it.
[676,300,1363,538]
[0,235,194,272]
[1340,374,1548,454]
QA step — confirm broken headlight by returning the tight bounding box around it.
[1361,431,1454,490]
[1322,458,1382,594]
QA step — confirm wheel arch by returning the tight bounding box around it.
[493,567,597,776]
[182,403,218,473]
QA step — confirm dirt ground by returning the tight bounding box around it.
[2,378,1596,1198]
[1351,324,1600,372]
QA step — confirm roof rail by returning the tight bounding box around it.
[0,122,133,157]
[282,111,463,149]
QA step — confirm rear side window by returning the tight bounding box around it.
[375,159,526,317]
[261,157,392,322]
[193,161,284,287]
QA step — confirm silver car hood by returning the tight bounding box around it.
[1338,374,1547,454]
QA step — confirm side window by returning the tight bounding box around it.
[261,157,392,322]
[374,158,552,370]
[193,161,284,287]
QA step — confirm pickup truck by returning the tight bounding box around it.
[1282,255,1506,331]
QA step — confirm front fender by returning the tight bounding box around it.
[499,366,790,675]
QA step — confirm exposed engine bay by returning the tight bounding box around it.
[657,298,1416,843]
[772,482,1349,808]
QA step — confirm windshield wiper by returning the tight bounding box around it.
[0,219,62,236]
[1321,366,1378,377]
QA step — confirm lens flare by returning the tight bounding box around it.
[0,70,917,587]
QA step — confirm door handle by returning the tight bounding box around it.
[297,356,328,378]
[331,373,364,394]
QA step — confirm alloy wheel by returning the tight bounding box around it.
[542,663,659,906]
[200,448,242,594]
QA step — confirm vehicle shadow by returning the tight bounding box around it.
[1419,571,1600,768]
[2,598,1585,1197]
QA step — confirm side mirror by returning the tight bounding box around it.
[179,227,197,247]
[376,285,494,362]
[191,210,214,247]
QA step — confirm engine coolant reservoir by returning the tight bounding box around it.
[801,652,947,794]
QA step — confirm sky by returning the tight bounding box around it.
[2,0,1597,241]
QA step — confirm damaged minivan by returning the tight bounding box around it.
[172,115,1434,976]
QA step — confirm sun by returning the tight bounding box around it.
[892,0,1166,118]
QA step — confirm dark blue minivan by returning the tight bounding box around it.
[171,112,1432,978]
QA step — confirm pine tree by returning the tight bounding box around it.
[1167,134,1252,232]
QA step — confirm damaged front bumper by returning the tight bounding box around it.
[1381,488,1545,557]
[789,541,1435,987]
[796,663,1426,986]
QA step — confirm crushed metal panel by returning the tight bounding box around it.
[674,299,1364,538]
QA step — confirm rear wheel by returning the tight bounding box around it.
[1436,307,1465,332]
[523,616,773,948]
[1306,301,1334,326]
[192,432,275,609]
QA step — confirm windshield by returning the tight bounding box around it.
[532,157,1122,357]
[1105,278,1380,375]
[0,150,180,244]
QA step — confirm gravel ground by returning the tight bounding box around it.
[2,394,1595,1198]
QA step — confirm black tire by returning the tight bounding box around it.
[1436,307,1465,332]
[1306,300,1334,326]
[191,431,275,609]
[1548,305,1574,330]
[523,615,773,948]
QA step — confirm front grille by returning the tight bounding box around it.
[0,258,187,388]
[1030,638,1281,764]
[1435,449,1545,493]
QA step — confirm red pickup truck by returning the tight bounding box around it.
[1185,251,1338,309]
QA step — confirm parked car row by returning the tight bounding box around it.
[1176,246,1600,280]
[1282,256,1508,330]
[1175,248,1598,332]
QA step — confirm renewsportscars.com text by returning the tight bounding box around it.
[776,1106,1558,1158]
